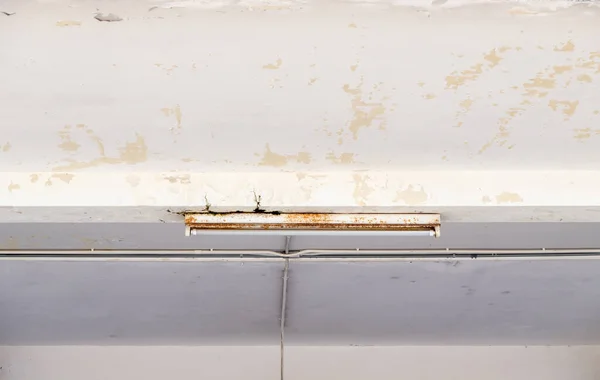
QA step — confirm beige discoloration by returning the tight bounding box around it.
[353,174,373,206]
[56,20,81,27]
[54,129,148,171]
[263,58,282,70]
[161,105,183,132]
[548,100,579,118]
[423,93,436,100]
[554,41,575,52]
[446,47,510,90]
[495,192,523,204]
[482,195,492,204]
[126,175,141,187]
[30,174,39,183]
[459,98,473,111]
[395,185,428,206]
[553,65,572,75]
[2,142,10,152]
[163,175,191,184]
[350,64,358,72]
[577,74,592,83]
[479,107,524,154]
[417,82,425,88]
[154,64,178,75]
[348,23,357,28]
[342,79,387,139]
[483,47,510,68]
[308,78,318,85]
[258,144,311,167]
[7,182,20,192]
[573,128,600,141]
[522,76,554,98]
[326,152,355,164]
[58,125,81,152]
[52,173,75,184]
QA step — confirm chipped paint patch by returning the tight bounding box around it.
[352,174,373,206]
[161,105,183,133]
[58,125,81,152]
[342,78,387,139]
[495,192,523,204]
[548,99,579,118]
[395,185,428,206]
[52,173,75,184]
[54,131,148,171]
[573,128,600,141]
[554,40,575,52]
[258,144,311,167]
[446,47,510,90]
[163,174,191,184]
[479,107,524,154]
[263,58,282,70]
[326,152,355,164]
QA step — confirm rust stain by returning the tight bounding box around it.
[263,58,282,70]
[495,192,523,204]
[353,174,373,206]
[342,78,387,139]
[326,152,355,164]
[554,40,575,52]
[395,185,428,206]
[548,99,579,118]
[258,144,311,167]
[56,20,81,27]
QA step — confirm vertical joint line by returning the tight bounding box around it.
[280,235,291,380]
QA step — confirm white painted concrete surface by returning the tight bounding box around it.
[0,346,598,380]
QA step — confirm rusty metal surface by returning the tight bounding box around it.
[184,213,441,232]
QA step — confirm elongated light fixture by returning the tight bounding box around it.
[184,213,440,237]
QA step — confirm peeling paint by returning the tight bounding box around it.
[258,144,311,167]
[548,99,579,118]
[161,105,183,133]
[352,174,373,206]
[263,58,282,70]
[342,78,387,139]
[58,125,81,152]
[554,41,575,52]
[326,152,355,164]
[495,192,523,204]
[54,132,148,171]
[573,128,600,141]
[395,185,428,205]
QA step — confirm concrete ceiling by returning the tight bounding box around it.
[3,257,600,345]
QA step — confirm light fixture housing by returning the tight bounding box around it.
[184,213,441,237]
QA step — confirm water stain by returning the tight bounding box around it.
[394,185,428,205]
[263,58,282,70]
[495,192,523,204]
